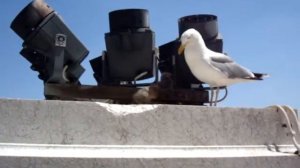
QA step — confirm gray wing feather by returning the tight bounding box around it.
[210,55,254,79]
[210,55,234,63]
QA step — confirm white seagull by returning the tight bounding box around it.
[178,28,268,106]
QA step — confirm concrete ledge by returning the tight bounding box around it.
[0,99,299,168]
[0,143,299,168]
[0,143,297,158]
[0,99,298,146]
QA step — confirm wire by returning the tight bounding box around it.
[283,105,300,133]
[269,105,300,155]
[203,86,228,103]
[215,87,228,103]
[62,65,70,82]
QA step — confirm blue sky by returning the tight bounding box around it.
[1,0,300,108]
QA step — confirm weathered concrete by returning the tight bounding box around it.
[0,155,298,168]
[0,99,298,145]
[0,98,299,168]
[0,143,299,168]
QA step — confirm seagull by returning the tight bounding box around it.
[178,28,268,106]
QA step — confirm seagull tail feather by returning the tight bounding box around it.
[249,73,270,80]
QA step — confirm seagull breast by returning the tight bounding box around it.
[184,43,228,86]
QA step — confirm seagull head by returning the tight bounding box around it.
[178,28,203,55]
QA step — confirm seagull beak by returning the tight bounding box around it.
[178,43,186,55]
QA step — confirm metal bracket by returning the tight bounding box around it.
[44,83,209,105]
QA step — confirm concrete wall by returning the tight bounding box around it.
[0,99,298,146]
[0,99,299,168]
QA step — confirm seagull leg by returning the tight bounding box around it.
[209,87,214,106]
[214,87,220,106]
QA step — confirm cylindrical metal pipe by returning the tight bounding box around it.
[108,9,150,32]
[178,14,219,41]
[10,0,54,40]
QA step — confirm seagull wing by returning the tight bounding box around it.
[209,53,255,79]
